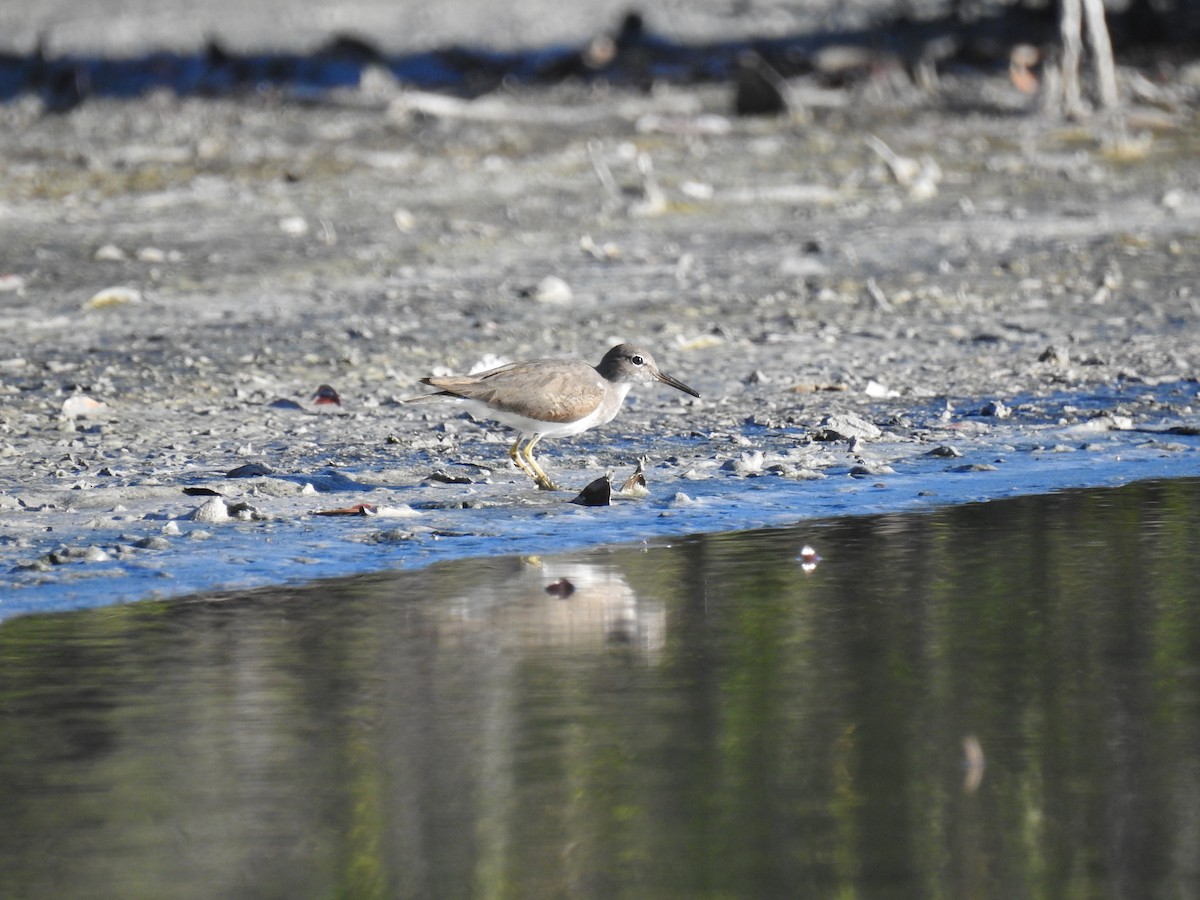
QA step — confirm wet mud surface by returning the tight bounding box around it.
[1,50,1199,616]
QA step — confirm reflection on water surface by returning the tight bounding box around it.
[1,478,1199,898]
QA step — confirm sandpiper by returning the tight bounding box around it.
[411,344,699,491]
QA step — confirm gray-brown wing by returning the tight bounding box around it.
[423,360,605,424]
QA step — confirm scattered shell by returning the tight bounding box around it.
[393,207,416,231]
[61,395,109,419]
[311,384,341,406]
[0,273,27,293]
[571,475,612,507]
[1066,415,1133,433]
[136,246,167,262]
[279,216,309,236]
[315,503,378,516]
[618,460,650,498]
[864,380,898,398]
[94,244,127,262]
[533,275,573,305]
[545,578,576,598]
[372,504,421,518]
[579,234,619,259]
[84,286,142,309]
[962,735,986,794]
[678,334,723,351]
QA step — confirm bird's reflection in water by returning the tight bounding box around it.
[438,558,666,658]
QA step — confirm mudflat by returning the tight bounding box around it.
[2,31,1198,612]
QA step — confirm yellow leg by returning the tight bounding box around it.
[508,438,539,483]
[522,434,565,491]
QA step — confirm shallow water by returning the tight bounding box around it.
[1,478,1199,898]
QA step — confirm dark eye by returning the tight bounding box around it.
[631,355,644,366]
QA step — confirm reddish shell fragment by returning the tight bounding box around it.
[315,503,377,516]
[312,384,342,406]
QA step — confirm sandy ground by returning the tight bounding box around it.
[1,21,1199,612]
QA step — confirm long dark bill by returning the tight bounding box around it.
[656,371,700,398]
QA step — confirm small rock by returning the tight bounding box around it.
[82,546,111,563]
[720,450,765,476]
[815,413,883,442]
[979,400,1011,418]
[429,470,473,485]
[1039,344,1070,366]
[925,445,962,458]
[226,462,275,478]
[226,501,261,521]
[765,464,825,480]
[189,497,230,523]
[849,462,895,477]
[136,536,171,550]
